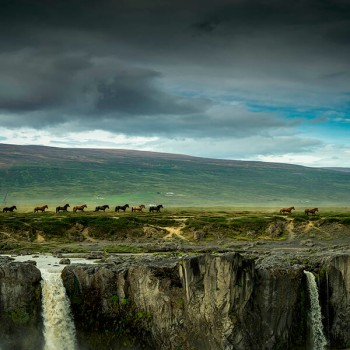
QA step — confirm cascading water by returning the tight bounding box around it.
[10,255,91,350]
[41,268,77,350]
[304,270,328,350]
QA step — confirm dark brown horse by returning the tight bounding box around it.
[305,208,319,216]
[34,205,48,213]
[94,204,109,212]
[280,206,295,214]
[56,203,70,213]
[149,204,163,212]
[115,204,129,212]
[73,204,87,213]
[2,205,17,213]
[131,204,145,212]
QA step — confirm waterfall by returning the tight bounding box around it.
[304,270,328,350]
[41,268,77,350]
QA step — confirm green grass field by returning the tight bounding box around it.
[1,207,350,251]
[1,144,350,208]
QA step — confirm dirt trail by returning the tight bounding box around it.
[164,219,188,240]
[285,218,296,241]
[82,228,97,242]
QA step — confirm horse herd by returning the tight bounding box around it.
[279,206,319,216]
[2,204,164,214]
[2,204,319,215]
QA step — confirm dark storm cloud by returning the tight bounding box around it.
[0,0,349,138]
[96,69,207,115]
[0,49,209,129]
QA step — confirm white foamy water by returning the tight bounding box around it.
[304,270,328,350]
[41,268,77,350]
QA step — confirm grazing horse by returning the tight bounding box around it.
[149,204,164,212]
[56,204,70,213]
[94,204,109,212]
[34,205,48,213]
[3,205,17,213]
[280,206,295,214]
[305,208,319,216]
[73,204,87,213]
[131,204,145,212]
[115,204,129,212]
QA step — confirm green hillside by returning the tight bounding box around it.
[0,143,349,208]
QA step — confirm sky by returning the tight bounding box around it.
[0,0,349,167]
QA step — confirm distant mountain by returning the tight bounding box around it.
[1,143,350,207]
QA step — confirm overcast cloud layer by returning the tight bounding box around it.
[0,0,349,166]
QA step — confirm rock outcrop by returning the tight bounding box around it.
[61,253,312,350]
[0,257,43,350]
[319,255,350,348]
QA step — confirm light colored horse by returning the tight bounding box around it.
[132,204,145,212]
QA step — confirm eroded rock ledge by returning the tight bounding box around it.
[61,252,350,350]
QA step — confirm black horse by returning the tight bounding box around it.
[149,204,163,212]
[3,205,17,213]
[56,203,70,213]
[115,204,129,212]
[94,204,110,212]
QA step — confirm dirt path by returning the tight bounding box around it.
[164,219,188,240]
[82,228,97,242]
[285,218,296,241]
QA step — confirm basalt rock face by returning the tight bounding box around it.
[179,253,255,350]
[319,255,350,348]
[180,254,307,350]
[0,257,43,350]
[240,264,306,349]
[62,257,180,349]
[0,252,348,349]
[62,253,309,350]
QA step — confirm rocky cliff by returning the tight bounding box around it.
[61,252,341,350]
[0,257,43,350]
[0,252,349,350]
[319,255,350,348]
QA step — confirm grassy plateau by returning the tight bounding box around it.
[1,207,350,254]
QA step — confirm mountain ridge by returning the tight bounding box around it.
[0,142,325,169]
